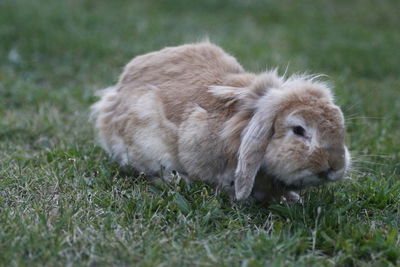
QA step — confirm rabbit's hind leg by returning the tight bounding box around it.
[121,88,183,178]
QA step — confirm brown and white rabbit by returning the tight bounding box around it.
[91,41,351,203]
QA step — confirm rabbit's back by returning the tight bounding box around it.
[119,42,244,87]
[117,42,246,124]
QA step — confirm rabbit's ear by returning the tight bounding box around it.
[234,89,283,200]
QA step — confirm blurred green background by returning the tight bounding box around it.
[0,0,399,265]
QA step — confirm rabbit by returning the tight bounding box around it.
[91,41,351,203]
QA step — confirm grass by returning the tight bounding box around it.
[0,0,399,265]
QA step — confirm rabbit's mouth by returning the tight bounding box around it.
[273,164,349,191]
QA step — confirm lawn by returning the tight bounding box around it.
[0,0,399,265]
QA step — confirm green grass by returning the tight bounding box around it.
[1,0,399,265]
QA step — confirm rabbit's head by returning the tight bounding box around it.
[211,72,351,200]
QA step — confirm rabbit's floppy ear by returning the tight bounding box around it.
[234,88,284,200]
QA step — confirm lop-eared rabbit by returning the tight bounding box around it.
[91,42,351,204]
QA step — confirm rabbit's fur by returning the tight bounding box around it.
[91,42,351,203]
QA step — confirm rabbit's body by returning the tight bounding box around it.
[92,42,350,202]
[93,43,249,190]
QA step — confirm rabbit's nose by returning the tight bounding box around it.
[327,146,346,171]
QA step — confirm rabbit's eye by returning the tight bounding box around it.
[293,126,305,136]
